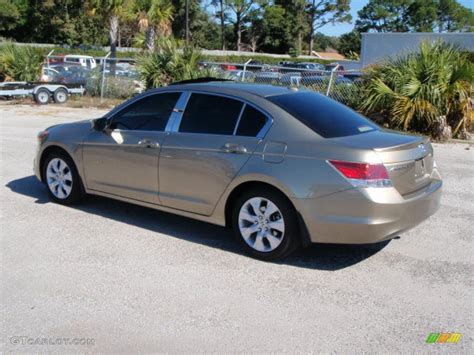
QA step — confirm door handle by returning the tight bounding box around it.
[138,139,160,149]
[221,143,247,154]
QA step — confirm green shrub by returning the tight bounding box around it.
[137,38,209,88]
[0,43,44,81]
[329,82,361,108]
[86,73,138,99]
[360,41,473,139]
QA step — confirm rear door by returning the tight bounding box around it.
[158,92,271,215]
[82,92,181,204]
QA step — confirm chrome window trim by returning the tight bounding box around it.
[171,91,273,139]
[232,104,247,136]
[167,92,191,132]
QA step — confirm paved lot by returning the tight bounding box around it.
[1,103,473,353]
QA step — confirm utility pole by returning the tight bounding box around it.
[185,0,190,46]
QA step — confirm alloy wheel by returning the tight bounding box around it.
[238,197,285,252]
[46,158,73,199]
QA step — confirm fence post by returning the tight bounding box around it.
[242,59,252,82]
[46,50,54,69]
[101,52,111,102]
[325,64,340,96]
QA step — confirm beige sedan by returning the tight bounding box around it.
[34,82,442,260]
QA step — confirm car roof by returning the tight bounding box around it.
[157,82,298,98]
[105,82,306,119]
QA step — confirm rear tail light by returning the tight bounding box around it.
[328,160,392,188]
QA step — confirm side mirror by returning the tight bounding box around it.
[92,117,108,132]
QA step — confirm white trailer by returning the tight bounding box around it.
[0,82,85,104]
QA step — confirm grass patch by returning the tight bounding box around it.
[65,95,123,109]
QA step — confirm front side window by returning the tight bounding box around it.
[110,93,181,131]
[178,93,243,135]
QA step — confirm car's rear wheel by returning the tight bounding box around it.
[42,152,84,204]
[232,187,300,260]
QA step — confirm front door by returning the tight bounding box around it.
[159,93,270,215]
[82,92,182,204]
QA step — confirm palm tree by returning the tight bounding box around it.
[91,0,125,74]
[137,38,213,88]
[361,41,473,139]
[133,0,174,51]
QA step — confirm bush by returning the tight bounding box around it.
[360,41,473,139]
[86,73,138,99]
[137,38,210,88]
[0,43,44,81]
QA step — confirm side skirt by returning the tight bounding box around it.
[85,188,227,227]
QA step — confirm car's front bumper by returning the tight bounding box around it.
[292,179,442,244]
[33,156,41,181]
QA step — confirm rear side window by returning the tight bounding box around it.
[268,92,378,138]
[179,94,243,135]
[236,105,267,137]
[111,93,180,131]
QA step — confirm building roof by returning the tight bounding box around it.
[311,51,346,60]
[360,32,474,67]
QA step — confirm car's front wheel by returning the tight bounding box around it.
[232,188,300,260]
[42,151,84,204]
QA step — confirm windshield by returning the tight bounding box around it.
[268,91,378,138]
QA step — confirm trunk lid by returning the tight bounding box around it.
[333,130,434,195]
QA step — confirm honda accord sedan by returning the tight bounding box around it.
[34,81,442,260]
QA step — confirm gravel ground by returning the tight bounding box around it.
[1,103,473,353]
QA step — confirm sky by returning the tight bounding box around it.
[319,0,474,36]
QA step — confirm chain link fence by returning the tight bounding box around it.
[43,54,143,100]
[41,54,364,107]
[201,62,365,108]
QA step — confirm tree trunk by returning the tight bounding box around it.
[145,26,155,52]
[297,32,302,54]
[109,14,119,76]
[308,0,316,55]
[236,14,242,52]
[220,0,225,50]
[250,35,257,52]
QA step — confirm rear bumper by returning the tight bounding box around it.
[292,179,442,244]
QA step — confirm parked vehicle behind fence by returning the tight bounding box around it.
[40,67,60,82]
[64,55,97,69]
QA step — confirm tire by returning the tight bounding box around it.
[232,187,300,260]
[42,151,84,205]
[35,88,50,105]
[53,88,68,104]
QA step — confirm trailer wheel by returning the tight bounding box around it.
[53,88,68,104]
[35,88,50,105]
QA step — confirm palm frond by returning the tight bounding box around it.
[360,40,473,137]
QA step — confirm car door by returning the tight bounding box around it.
[82,92,182,204]
[159,92,271,215]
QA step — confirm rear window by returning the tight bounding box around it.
[268,92,378,138]
[179,93,243,135]
[236,105,267,137]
